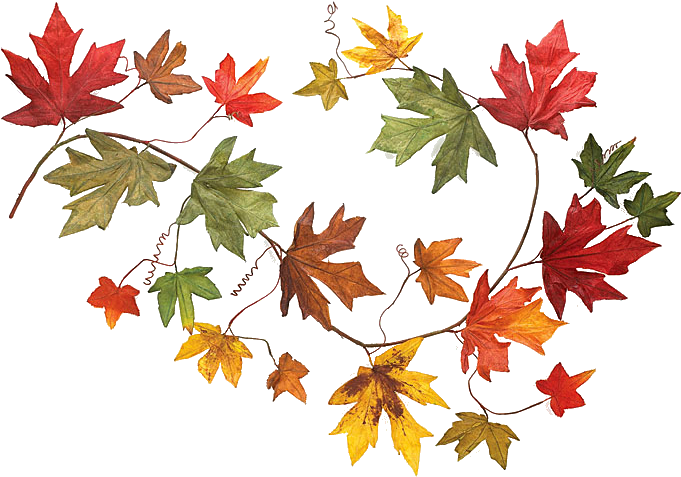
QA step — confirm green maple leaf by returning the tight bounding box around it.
[369,67,496,193]
[624,183,679,237]
[572,134,649,208]
[44,129,176,237]
[176,137,281,259]
[148,266,221,333]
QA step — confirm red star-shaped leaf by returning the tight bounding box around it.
[536,362,595,417]
[202,54,281,127]
[541,195,659,319]
[87,277,140,329]
[2,4,127,127]
[478,20,596,139]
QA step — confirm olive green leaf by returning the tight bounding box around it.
[44,129,176,237]
[294,58,348,111]
[370,67,496,193]
[176,137,281,259]
[572,134,649,208]
[436,412,519,469]
[624,183,679,237]
[148,266,221,333]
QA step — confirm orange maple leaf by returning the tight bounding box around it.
[202,54,281,126]
[342,6,422,74]
[461,270,566,381]
[280,203,384,330]
[174,323,252,386]
[413,238,480,304]
[133,30,201,103]
[266,352,309,403]
[87,277,140,329]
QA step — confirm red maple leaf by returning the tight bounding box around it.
[2,4,127,127]
[478,20,596,139]
[541,195,659,319]
[536,362,595,417]
[87,277,140,329]
[202,54,281,127]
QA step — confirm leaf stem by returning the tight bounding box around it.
[604,216,635,231]
[489,130,540,292]
[578,187,594,201]
[467,370,550,416]
[234,335,278,368]
[226,276,281,333]
[9,121,70,218]
[147,106,222,145]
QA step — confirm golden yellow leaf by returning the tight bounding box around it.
[329,338,448,474]
[174,322,252,386]
[293,59,348,110]
[342,6,422,74]
[437,412,519,469]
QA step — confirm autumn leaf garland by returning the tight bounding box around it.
[3,3,679,476]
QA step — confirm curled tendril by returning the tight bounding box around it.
[324,2,352,76]
[396,243,411,273]
[143,222,177,285]
[231,247,274,297]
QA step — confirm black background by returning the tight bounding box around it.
[0,2,679,476]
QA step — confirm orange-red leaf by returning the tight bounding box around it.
[413,238,480,304]
[266,352,309,403]
[87,277,140,329]
[133,30,201,103]
[536,363,595,417]
[280,203,384,330]
[202,54,281,126]
[461,271,565,381]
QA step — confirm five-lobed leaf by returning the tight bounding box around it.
[370,67,496,192]
[176,137,281,260]
[329,337,448,474]
[624,183,679,237]
[536,362,595,417]
[133,30,201,104]
[572,135,649,208]
[148,266,221,333]
[436,412,519,469]
[279,203,383,331]
[342,6,422,75]
[175,322,252,386]
[478,20,596,140]
[87,277,140,329]
[203,53,281,127]
[266,352,309,403]
[2,4,127,126]
[461,270,565,381]
[294,58,348,110]
[44,129,176,236]
[413,238,480,304]
[541,195,659,319]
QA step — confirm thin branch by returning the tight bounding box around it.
[235,335,278,368]
[467,370,551,416]
[489,129,540,292]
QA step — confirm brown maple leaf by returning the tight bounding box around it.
[279,203,384,330]
[413,238,480,304]
[134,30,201,103]
[266,352,309,403]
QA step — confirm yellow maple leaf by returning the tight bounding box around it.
[437,412,519,469]
[293,59,348,111]
[342,6,422,75]
[174,322,252,386]
[329,337,448,474]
